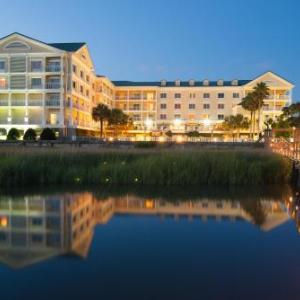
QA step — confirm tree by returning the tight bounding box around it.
[282,102,300,127]
[165,130,173,141]
[264,118,274,131]
[92,104,111,138]
[108,108,130,137]
[23,128,37,141]
[224,114,249,141]
[7,128,20,141]
[253,82,270,134]
[40,128,56,140]
[240,93,257,138]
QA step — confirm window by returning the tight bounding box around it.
[174,93,181,99]
[32,218,43,226]
[190,93,196,98]
[160,93,167,98]
[31,78,42,89]
[189,103,196,109]
[203,93,210,98]
[160,103,167,109]
[31,60,42,72]
[203,104,210,109]
[31,234,43,243]
[233,92,240,98]
[80,85,83,94]
[218,114,224,120]
[72,81,76,89]
[86,89,89,97]
[0,77,7,89]
[218,93,224,98]
[218,103,224,109]
[174,103,181,109]
[174,114,181,119]
[133,104,140,110]
[86,75,90,82]
[72,65,77,73]
[80,71,84,79]
[0,61,5,72]
[160,114,167,120]
[133,114,140,121]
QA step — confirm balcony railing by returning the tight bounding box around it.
[46,65,61,72]
[46,100,60,106]
[265,95,290,100]
[11,100,26,106]
[28,99,43,106]
[30,84,43,89]
[45,82,61,89]
[0,100,8,106]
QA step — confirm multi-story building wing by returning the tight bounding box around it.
[0,32,97,138]
[0,32,294,139]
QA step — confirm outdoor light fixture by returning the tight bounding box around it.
[173,118,182,127]
[144,118,153,128]
[203,119,211,126]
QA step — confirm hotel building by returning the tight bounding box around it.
[0,32,294,139]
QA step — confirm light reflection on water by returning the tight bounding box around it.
[0,186,300,300]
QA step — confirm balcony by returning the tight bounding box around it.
[45,82,61,89]
[28,99,43,106]
[0,100,8,106]
[115,96,128,100]
[11,100,26,106]
[30,84,43,90]
[46,64,61,72]
[46,100,60,107]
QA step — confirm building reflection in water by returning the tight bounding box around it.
[0,190,295,269]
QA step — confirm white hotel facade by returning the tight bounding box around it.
[0,32,294,139]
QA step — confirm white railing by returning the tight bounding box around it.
[45,82,61,89]
[0,100,8,106]
[46,100,60,106]
[11,100,25,106]
[28,99,43,106]
[46,65,61,72]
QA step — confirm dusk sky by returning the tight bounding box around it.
[2,0,300,99]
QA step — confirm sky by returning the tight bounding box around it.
[1,0,300,99]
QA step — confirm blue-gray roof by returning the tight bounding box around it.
[48,42,86,52]
[112,80,251,87]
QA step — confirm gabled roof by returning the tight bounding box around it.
[48,42,86,52]
[112,80,251,87]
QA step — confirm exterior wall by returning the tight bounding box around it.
[0,33,294,139]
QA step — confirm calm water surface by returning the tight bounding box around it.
[0,186,299,300]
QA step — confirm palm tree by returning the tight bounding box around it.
[224,114,249,141]
[108,108,130,136]
[240,93,257,138]
[253,82,269,134]
[92,104,111,138]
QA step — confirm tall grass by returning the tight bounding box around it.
[0,148,291,187]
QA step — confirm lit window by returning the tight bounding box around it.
[0,77,7,89]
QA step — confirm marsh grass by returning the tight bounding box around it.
[0,147,291,187]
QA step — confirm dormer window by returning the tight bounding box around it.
[189,79,195,86]
[231,79,238,86]
[203,79,209,86]
[217,79,224,86]
[160,79,167,87]
[175,79,180,87]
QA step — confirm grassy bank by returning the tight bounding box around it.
[0,148,291,187]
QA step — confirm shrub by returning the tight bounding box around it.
[7,128,20,141]
[23,128,37,141]
[134,141,157,148]
[40,128,56,140]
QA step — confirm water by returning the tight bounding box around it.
[0,186,299,300]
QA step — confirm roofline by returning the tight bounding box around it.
[245,71,294,87]
[0,32,65,53]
